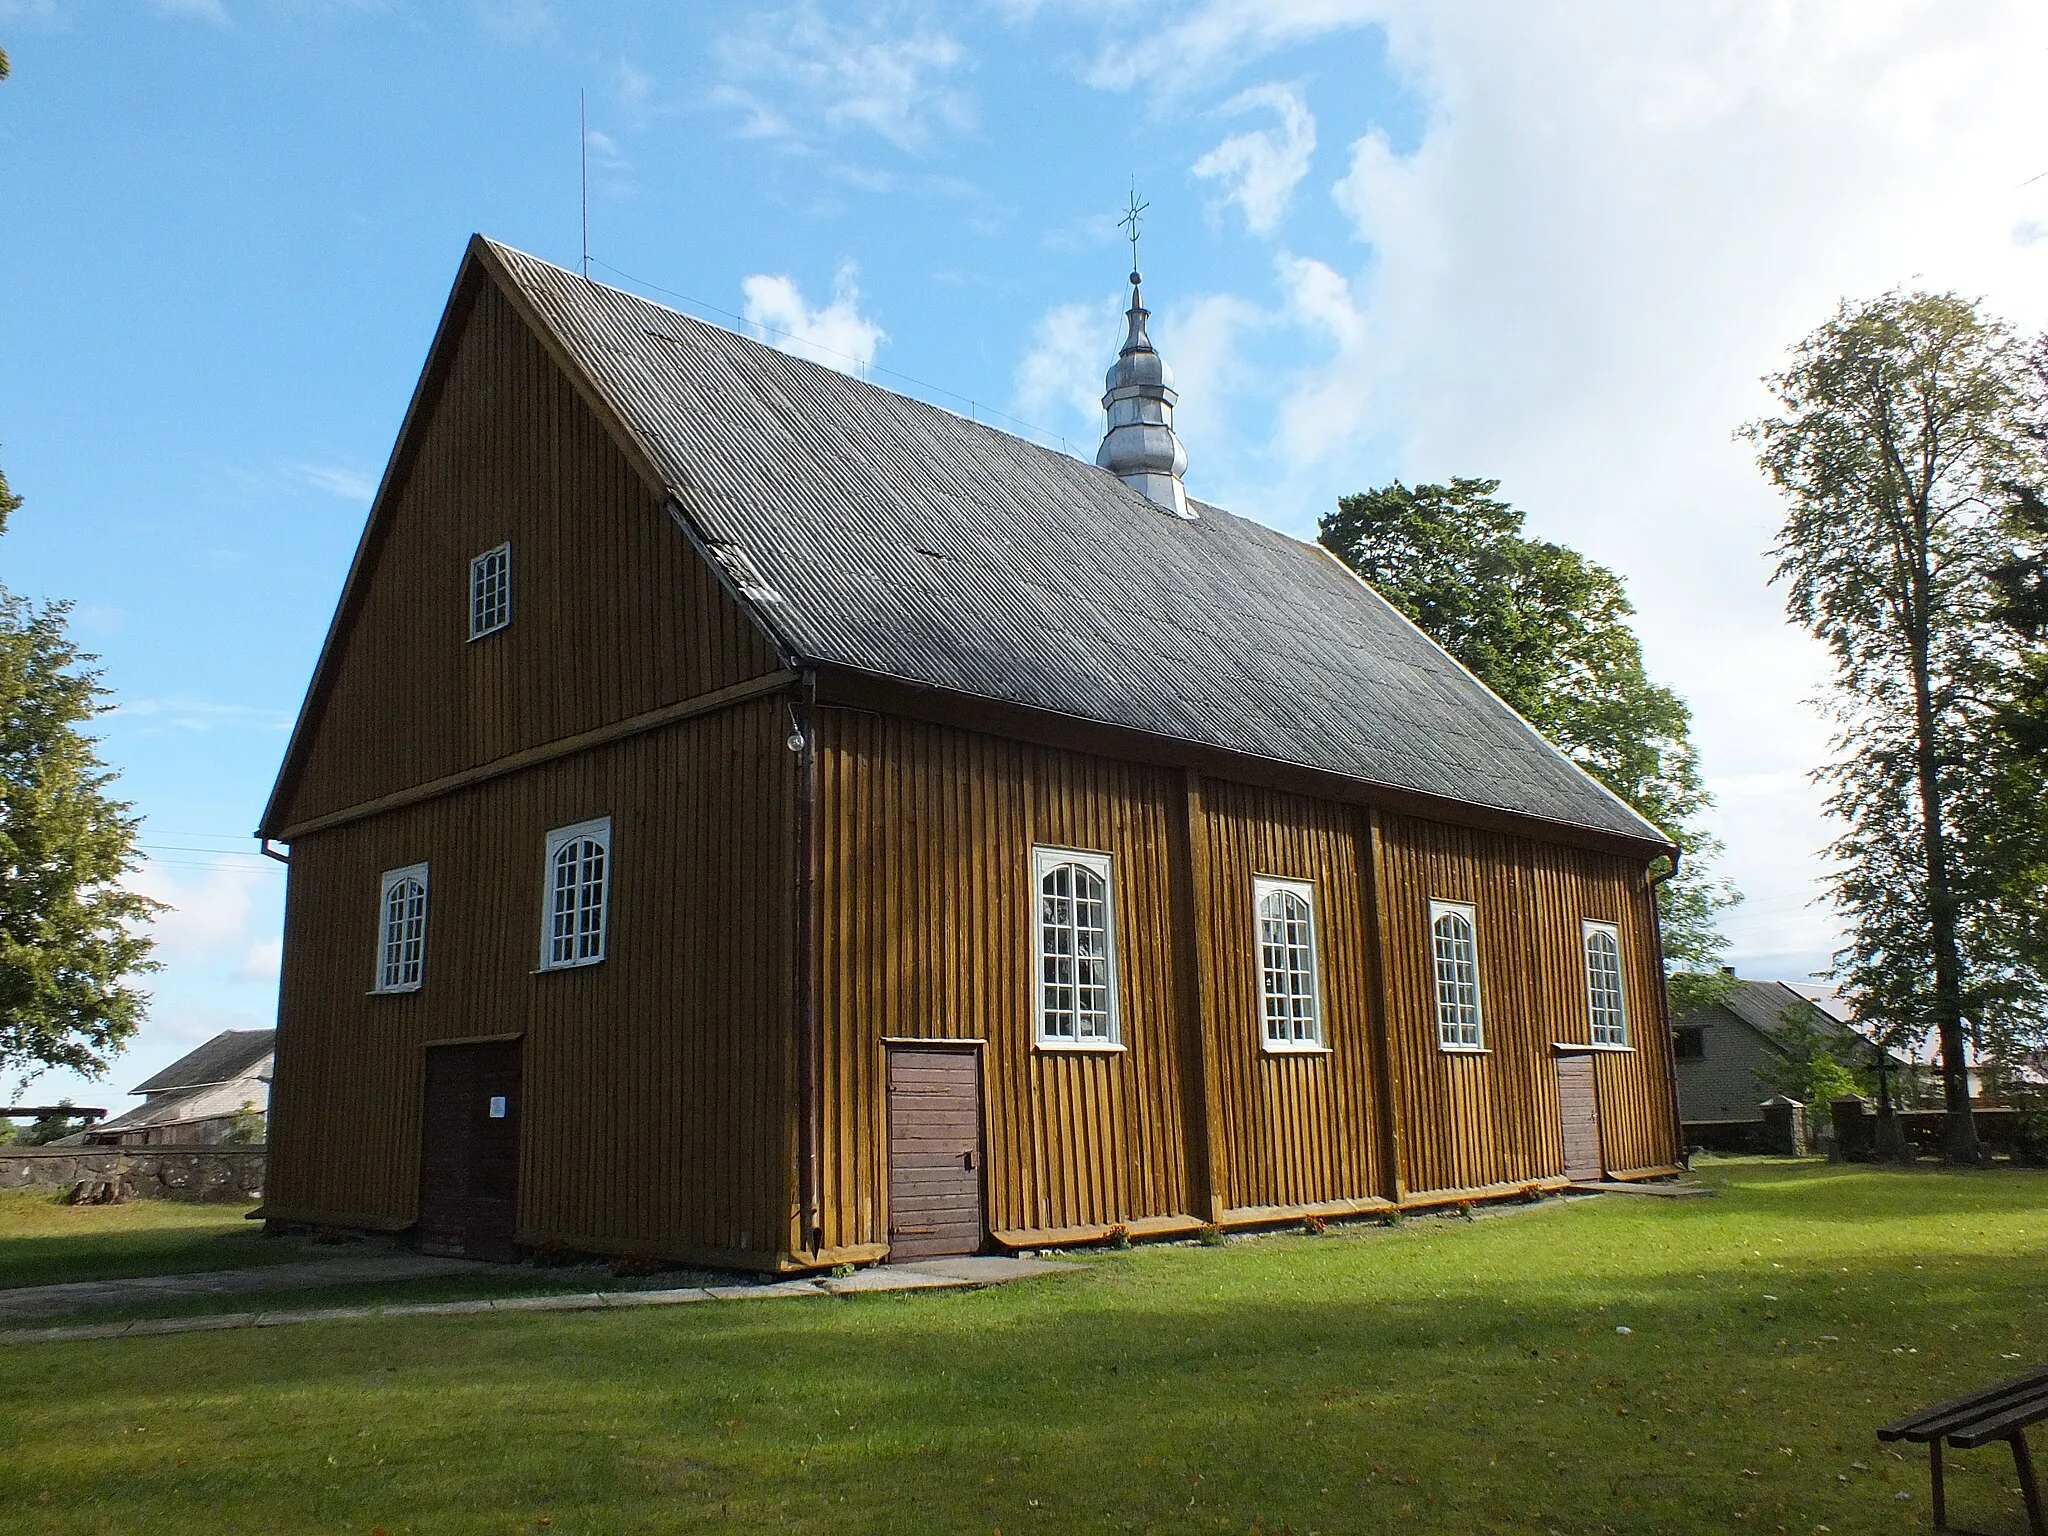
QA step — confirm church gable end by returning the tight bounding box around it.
[262,261,782,835]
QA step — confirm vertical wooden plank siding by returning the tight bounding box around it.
[1374,812,1681,1194]
[1195,778,1388,1216]
[812,710,1191,1250]
[266,696,800,1267]
[814,711,1680,1252]
[272,277,778,831]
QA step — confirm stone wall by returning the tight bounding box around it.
[0,1145,264,1202]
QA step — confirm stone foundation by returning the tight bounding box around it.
[0,1145,264,1202]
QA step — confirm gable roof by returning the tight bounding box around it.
[131,1030,274,1097]
[266,237,1670,851]
[1673,981,1884,1060]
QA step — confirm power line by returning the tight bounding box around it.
[584,257,1077,458]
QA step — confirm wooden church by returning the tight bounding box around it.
[256,234,1683,1270]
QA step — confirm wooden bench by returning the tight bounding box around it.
[1878,1364,2048,1534]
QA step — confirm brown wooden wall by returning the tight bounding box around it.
[814,709,1680,1254]
[266,696,800,1266]
[1373,812,1681,1193]
[270,276,779,832]
[812,710,1194,1252]
[1194,779,1392,1216]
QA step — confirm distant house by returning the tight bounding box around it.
[1670,980,1878,1124]
[83,1030,273,1147]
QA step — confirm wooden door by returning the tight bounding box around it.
[887,1046,984,1260]
[418,1039,523,1261]
[1556,1053,1604,1182]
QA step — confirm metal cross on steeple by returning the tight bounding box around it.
[1118,183,1149,281]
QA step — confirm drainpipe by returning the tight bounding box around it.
[790,672,823,1261]
[1648,847,1687,1171]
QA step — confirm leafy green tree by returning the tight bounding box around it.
[1747,290,2047,1164]
[1751,1006,1872,1110]
[1317,477,1738,1009]
[0,457,160,1099]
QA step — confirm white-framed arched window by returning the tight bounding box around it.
[1256,876,1323,1050]
[1430,899,1483,1049]
[373,863,428,993]
[1583,920,1629,1047]
[1033,846,1120,1048]
[540,817,611,970]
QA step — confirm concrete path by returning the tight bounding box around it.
[1567,1179,1717,1199]
[0,1253,488,1323]
[0,1255,1079,1347]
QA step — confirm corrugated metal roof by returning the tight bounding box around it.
[487,239,1669,848]
[131,1029,274,1096]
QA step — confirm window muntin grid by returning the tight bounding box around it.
[373,863,428,993]
[540,817,610,969]
[1255,877,1323,1049]
[1034,846,1119,1047]
[1430,900,1483,1049]
[469,543,511,639]
[1583,921,1629,1046]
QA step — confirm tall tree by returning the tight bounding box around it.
[1318,477,1738,1007]
[0,456,160,1098]
[1748,291,2045,1164]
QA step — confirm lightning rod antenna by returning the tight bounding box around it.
[580,89,590,278]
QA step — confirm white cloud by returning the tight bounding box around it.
[235,937,283,985]
[473,0,552,45]
[147,0,229,24]
[1014,297,1118,437]
[115,697,294,732]
[714,6,972,153]
[1192,83,1317,235]
[128,861,282,970]
[1062,0,2048,979]
[740,263,887,374]
[287,461,375,503]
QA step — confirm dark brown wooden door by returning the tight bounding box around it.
[1556,1054,1604,1182]
[418,1039,522,1261]
[887,1046,984,1260]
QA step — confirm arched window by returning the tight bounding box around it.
[1034,846,1118,1046]
[1256,878,1322,1049]
[374,863,428,993]
[541,817,611,969]
[1583,921,1628,1046]
[1430,900,1483,1049]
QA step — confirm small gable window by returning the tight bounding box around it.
[1034,846,1119,1048]
[469,542,511,639]
[373,863,428,994]
[1430,900,1483,1050]
[1583,921,1629,1047]
[1256,877,1323,1051]
[1673,1026,1705,1061]
[541,817,611,970]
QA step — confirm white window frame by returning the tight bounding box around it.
[1430,899,1484,1051]
[469,542,511,640]
[372,863,429,994]
[539,816,611,971]
[1582,919,1630,1048]
[1032,845,1122,1050]
[1255,876,1326,1052]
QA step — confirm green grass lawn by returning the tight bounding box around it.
[0,1189,286,1289]
[2,1160,2044,1535]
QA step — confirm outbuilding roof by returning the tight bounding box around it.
[130,1029,275,1097]
[283,237,1671,851]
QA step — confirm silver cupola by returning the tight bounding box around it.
[1096,269,1192,520]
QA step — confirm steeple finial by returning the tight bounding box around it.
[1096,187,1192,519]
[1117,182,1148,286]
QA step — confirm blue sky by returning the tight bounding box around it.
[3,1,2046,1107]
